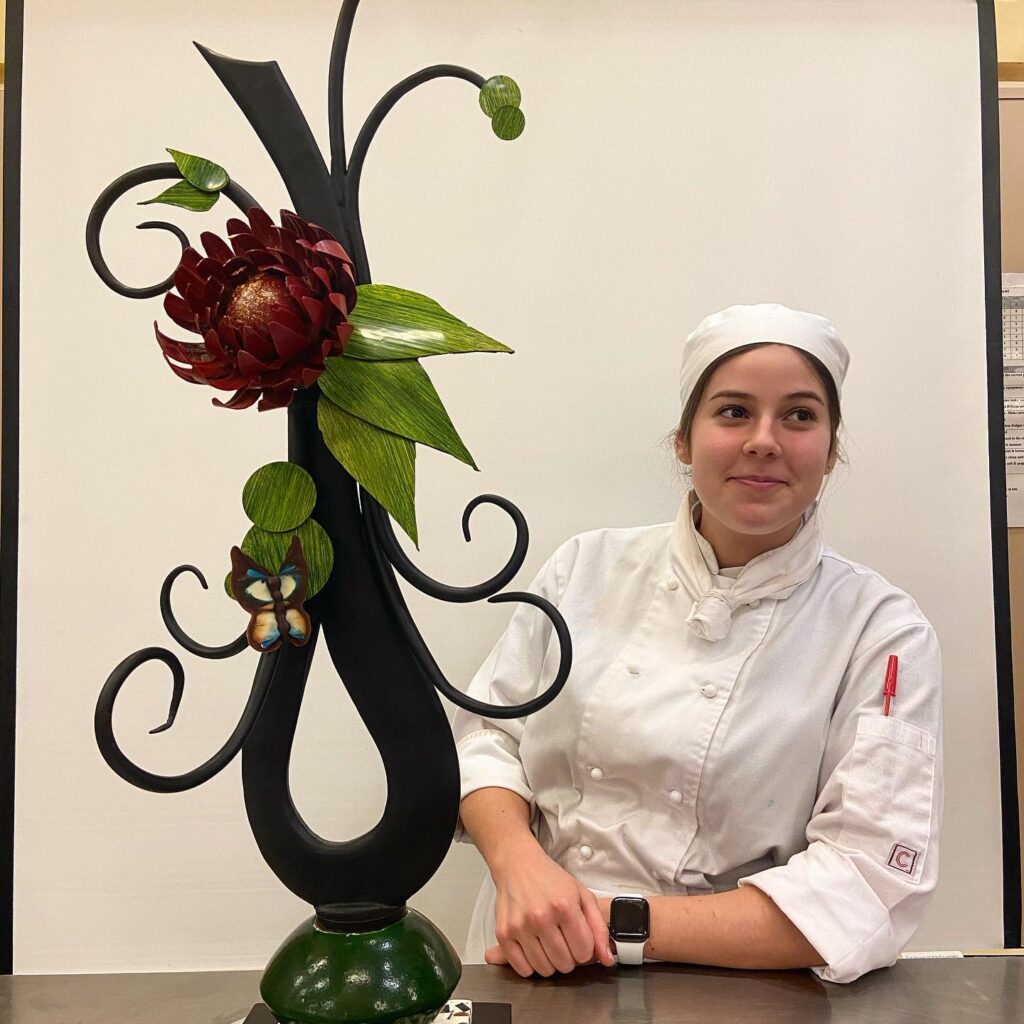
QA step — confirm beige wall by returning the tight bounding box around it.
[11,0,1007,972]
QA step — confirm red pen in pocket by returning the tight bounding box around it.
[883,655,899,716]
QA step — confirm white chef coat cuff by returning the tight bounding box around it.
[738,842,896,984]
[453,728,536,845]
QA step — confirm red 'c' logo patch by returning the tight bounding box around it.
[888,843,918,874]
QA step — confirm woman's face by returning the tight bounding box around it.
[677,344,834,567]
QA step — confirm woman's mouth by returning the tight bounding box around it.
[731,477,786,491]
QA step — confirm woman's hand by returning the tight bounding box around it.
[458,787,614,976]
[485,842,615,976]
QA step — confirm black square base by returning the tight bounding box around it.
[241,1000,512,1023]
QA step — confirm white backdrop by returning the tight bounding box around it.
[12,0,1004,972]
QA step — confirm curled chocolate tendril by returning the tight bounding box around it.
[160,565,248,659]
[94,642,279,794]
[93,566,253,792]
[85,161,260,299]
[363,493,572,720]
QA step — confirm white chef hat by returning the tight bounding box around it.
[679,303,850,413]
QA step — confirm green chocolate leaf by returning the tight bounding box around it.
[491,106,526,141]
[139,180,220,212]
[320,356,476,469]
[224,518,334,599]
[317,396,418,546]
[242,462,316,532]
[166,148,229,192]
[479,75,522,117]
[346,284,513,361]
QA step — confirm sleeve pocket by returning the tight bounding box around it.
[836,715,937,886]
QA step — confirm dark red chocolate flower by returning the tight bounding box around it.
[155,208,358,411]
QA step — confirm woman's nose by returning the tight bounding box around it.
[743,417,781,457]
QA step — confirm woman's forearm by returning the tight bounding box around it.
[459,787,543,877]
[642,886,824,969]
[462,787,615,973]
[463,790,819,973]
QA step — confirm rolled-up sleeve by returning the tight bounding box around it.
[739,621,943,983]
[452,546,567,839]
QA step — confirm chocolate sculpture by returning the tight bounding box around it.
[86,3,570,1021]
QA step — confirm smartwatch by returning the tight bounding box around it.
[609,893,650,965]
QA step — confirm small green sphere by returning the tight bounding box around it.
[492,106,526,141]
[479,75,522,117]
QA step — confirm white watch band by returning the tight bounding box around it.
[612,892,646,966]
[615,938,645,966]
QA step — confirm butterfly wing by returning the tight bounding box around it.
[251,610,283,652]
[277,536,312,647]
[279,535,311,606]
[231,546,275,613]
[284,606,312,644]
[231,546,283,652]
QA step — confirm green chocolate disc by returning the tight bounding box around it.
[491,105,525,141]
[225,518,334,599]
[242,462,317,532]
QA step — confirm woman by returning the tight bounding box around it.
[453,303,942,984]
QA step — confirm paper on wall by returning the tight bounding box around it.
[1002,274,1024,526]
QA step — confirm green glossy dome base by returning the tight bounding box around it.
[260,907,462,1024]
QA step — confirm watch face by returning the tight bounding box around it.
[611,896,650,941]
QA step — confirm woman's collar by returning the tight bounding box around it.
[669,489,824,641]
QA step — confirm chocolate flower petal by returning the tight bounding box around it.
[163,292,197,332]
[241,325,277,363]
[300,295,328,334]
[257,386,295,412]
[214,389,261,410]
[200,231,234,263]
[269,322,312,362]
[163,357,208,386]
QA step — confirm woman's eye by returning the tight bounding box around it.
[717,405,748,420]
[789,408,817,422]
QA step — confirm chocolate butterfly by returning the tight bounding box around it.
[230,535,312,653]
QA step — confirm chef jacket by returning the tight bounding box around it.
[453,495,943,984]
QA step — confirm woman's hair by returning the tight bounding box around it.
[672,343,845,468]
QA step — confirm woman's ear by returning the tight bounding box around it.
[675,432,691,466]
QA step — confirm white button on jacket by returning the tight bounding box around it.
[455,499,943,984]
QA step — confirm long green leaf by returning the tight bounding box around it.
[167,148,229,191]
[139,180,220,212]
[345,284,514,361]
[317,396,418,546]
[319,356,476,469]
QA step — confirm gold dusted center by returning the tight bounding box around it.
[222,273,293,332]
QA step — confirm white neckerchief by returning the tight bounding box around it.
[669,490,824,642]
